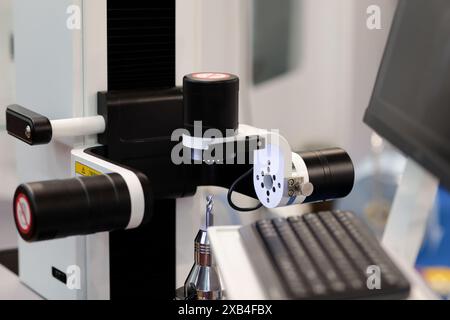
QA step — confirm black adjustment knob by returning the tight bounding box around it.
[6,105,52,145]
[184,72,239,137]
[13,173,152,242]
[299,148,355,203]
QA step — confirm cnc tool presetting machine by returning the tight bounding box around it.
[9,0,355,300]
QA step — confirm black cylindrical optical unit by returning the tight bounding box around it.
[300,148,355,203]
[183,72,239,137]
[13,173,152,242]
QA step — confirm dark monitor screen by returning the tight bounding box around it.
[364,0,450,191]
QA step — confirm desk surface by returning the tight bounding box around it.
[0,264,42,300]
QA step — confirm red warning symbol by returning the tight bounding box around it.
[15,194,32,235]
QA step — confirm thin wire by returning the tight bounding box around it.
[227,167,263,212]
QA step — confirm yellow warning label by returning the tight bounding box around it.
[75,162,102,177]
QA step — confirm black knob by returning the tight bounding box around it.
[13,173,152,242]
[299,148,355,203]
[184,72,239,137]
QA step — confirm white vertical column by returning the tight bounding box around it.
[81,0,110,301]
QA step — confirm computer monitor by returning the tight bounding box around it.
[364,0,450,191]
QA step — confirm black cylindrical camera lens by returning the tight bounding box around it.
[13,174,147,242]
[300,148,355,203]
[184,72,239,137]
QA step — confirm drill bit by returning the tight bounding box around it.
[205,195,214,229]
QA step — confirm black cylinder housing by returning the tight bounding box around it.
[300,148,355,203]
[184,72,239,137]
[13,173,151,242]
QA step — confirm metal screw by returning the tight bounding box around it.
[288,179,295,187]
[300,183,314,197]
[25,126,31,139]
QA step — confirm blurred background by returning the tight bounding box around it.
[1,0,449,298]
[0,0,17,253]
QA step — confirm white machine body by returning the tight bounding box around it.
[14,0,108,300]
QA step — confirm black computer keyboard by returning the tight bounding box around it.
[239,211,410,300]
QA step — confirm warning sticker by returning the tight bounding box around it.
[75,162,102,177]
[16,194,32,234]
